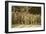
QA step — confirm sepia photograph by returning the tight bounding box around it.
[5,1,45,33]
[12,6,41,28]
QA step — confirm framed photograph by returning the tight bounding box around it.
[5,1,45,33]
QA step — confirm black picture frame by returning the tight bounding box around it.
[5,1,45,33]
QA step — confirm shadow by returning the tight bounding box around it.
[6,33,14,34]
